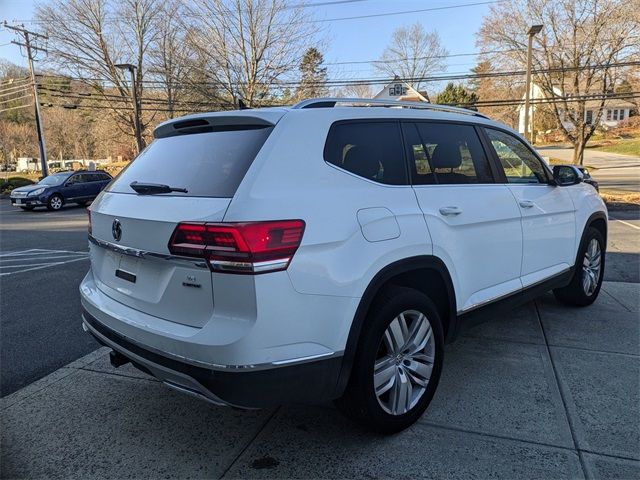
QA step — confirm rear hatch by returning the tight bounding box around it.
[88,112,281,327]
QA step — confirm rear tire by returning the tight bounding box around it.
[553,227,605,306]
[47,194,64,211]
[335,285,444,434]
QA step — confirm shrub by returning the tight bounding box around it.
[0,177,35,194]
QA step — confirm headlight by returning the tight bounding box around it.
[28,187,45,196]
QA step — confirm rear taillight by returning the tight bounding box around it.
[87,208,92,235]
[168,220,305,274]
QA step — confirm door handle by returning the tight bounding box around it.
[518,200,535,209]
[439,206,462,216]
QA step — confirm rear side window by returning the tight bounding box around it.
[324,121,407,185]
[107,127,273,197]
[406,122,494,185]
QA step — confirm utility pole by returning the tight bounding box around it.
[115,63,144,154]
[524,24,543,144]
[3,22,49,176]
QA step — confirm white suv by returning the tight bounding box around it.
[80,98,607,432]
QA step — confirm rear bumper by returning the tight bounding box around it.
[83,309,343,408]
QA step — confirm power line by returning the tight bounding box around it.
[32,60,640,90]
[36,90,640,114]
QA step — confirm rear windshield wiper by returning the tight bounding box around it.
[129,181,188,195]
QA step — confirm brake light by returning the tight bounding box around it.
[168,220,305,274]
[87,208,92,235]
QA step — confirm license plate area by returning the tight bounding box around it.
[115,268,136,283]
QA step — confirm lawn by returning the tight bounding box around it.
[589,138,640,156]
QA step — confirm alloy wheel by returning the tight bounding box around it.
[50,196,62,210]
[582,238,602,296]
[374,309,435,415]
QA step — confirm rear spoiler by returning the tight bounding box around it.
[153,111,285,139]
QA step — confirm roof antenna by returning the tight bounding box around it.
[238,99,251,110]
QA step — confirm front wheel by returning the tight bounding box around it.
[335,286,444,433]
[553,227,605,306]
[47,194,64,211]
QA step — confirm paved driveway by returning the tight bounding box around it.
[535,147,640,193]
[2,282,638,479]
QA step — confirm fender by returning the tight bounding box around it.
[575,211,608,265]
[333,255,457,396]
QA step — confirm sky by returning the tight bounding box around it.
[0,0,494,92]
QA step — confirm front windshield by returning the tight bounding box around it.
[39,173,70,186]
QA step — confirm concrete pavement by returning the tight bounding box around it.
[2,281,638,479]
[535,147,640,193]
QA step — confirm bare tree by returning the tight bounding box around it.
[36,0,162,150]
[336,83,375,98]
[470,59,523,128]
[183,0,318,108]
[478,0,640,164]
[148,0,188,118]
[374,22,448,91]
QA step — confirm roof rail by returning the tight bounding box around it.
[291,97,489,119]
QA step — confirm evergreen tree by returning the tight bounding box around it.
[435,82,478,109]
[296,48,328,100]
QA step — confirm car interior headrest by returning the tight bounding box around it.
[343,145,381,180]
[430,143,462,170]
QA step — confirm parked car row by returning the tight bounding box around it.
[9,170,112,211]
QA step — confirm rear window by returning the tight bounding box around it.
[107,127,273,197]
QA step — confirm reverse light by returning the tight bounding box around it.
[168,220,305,274]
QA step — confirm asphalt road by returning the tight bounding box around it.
[0,198,638,397]
[536,147,640,192]
[0,200,100,396]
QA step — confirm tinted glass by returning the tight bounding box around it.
[39,173,71,186]
[324,122,407,185]
[108,127,273,197]
[485,129,549,184]
[66,174,85,185]
[407,122,493,185]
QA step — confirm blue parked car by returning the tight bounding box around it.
[10,170,112,211]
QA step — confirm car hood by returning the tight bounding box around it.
[11,184,46,195]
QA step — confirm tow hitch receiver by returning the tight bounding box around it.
[109,350,131,368]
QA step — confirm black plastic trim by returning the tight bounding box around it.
[456,267,574,334]
[82,309,343,407]
[335,255,457,395]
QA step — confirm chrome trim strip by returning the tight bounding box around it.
[82,316,342,371]
[209,258,290,273]
[88,234,208,268]
[271,351,335,366]
[457,267,571,314]
[162,381,231,408]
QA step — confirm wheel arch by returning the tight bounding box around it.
[334,255,457,396]
[577,211,607,265]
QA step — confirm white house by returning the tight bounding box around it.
[373,77,430,102]
[518,83,635,134]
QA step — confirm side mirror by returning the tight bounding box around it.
[552,165,583,186]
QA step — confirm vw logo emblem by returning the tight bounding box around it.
[112,219,122,242]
